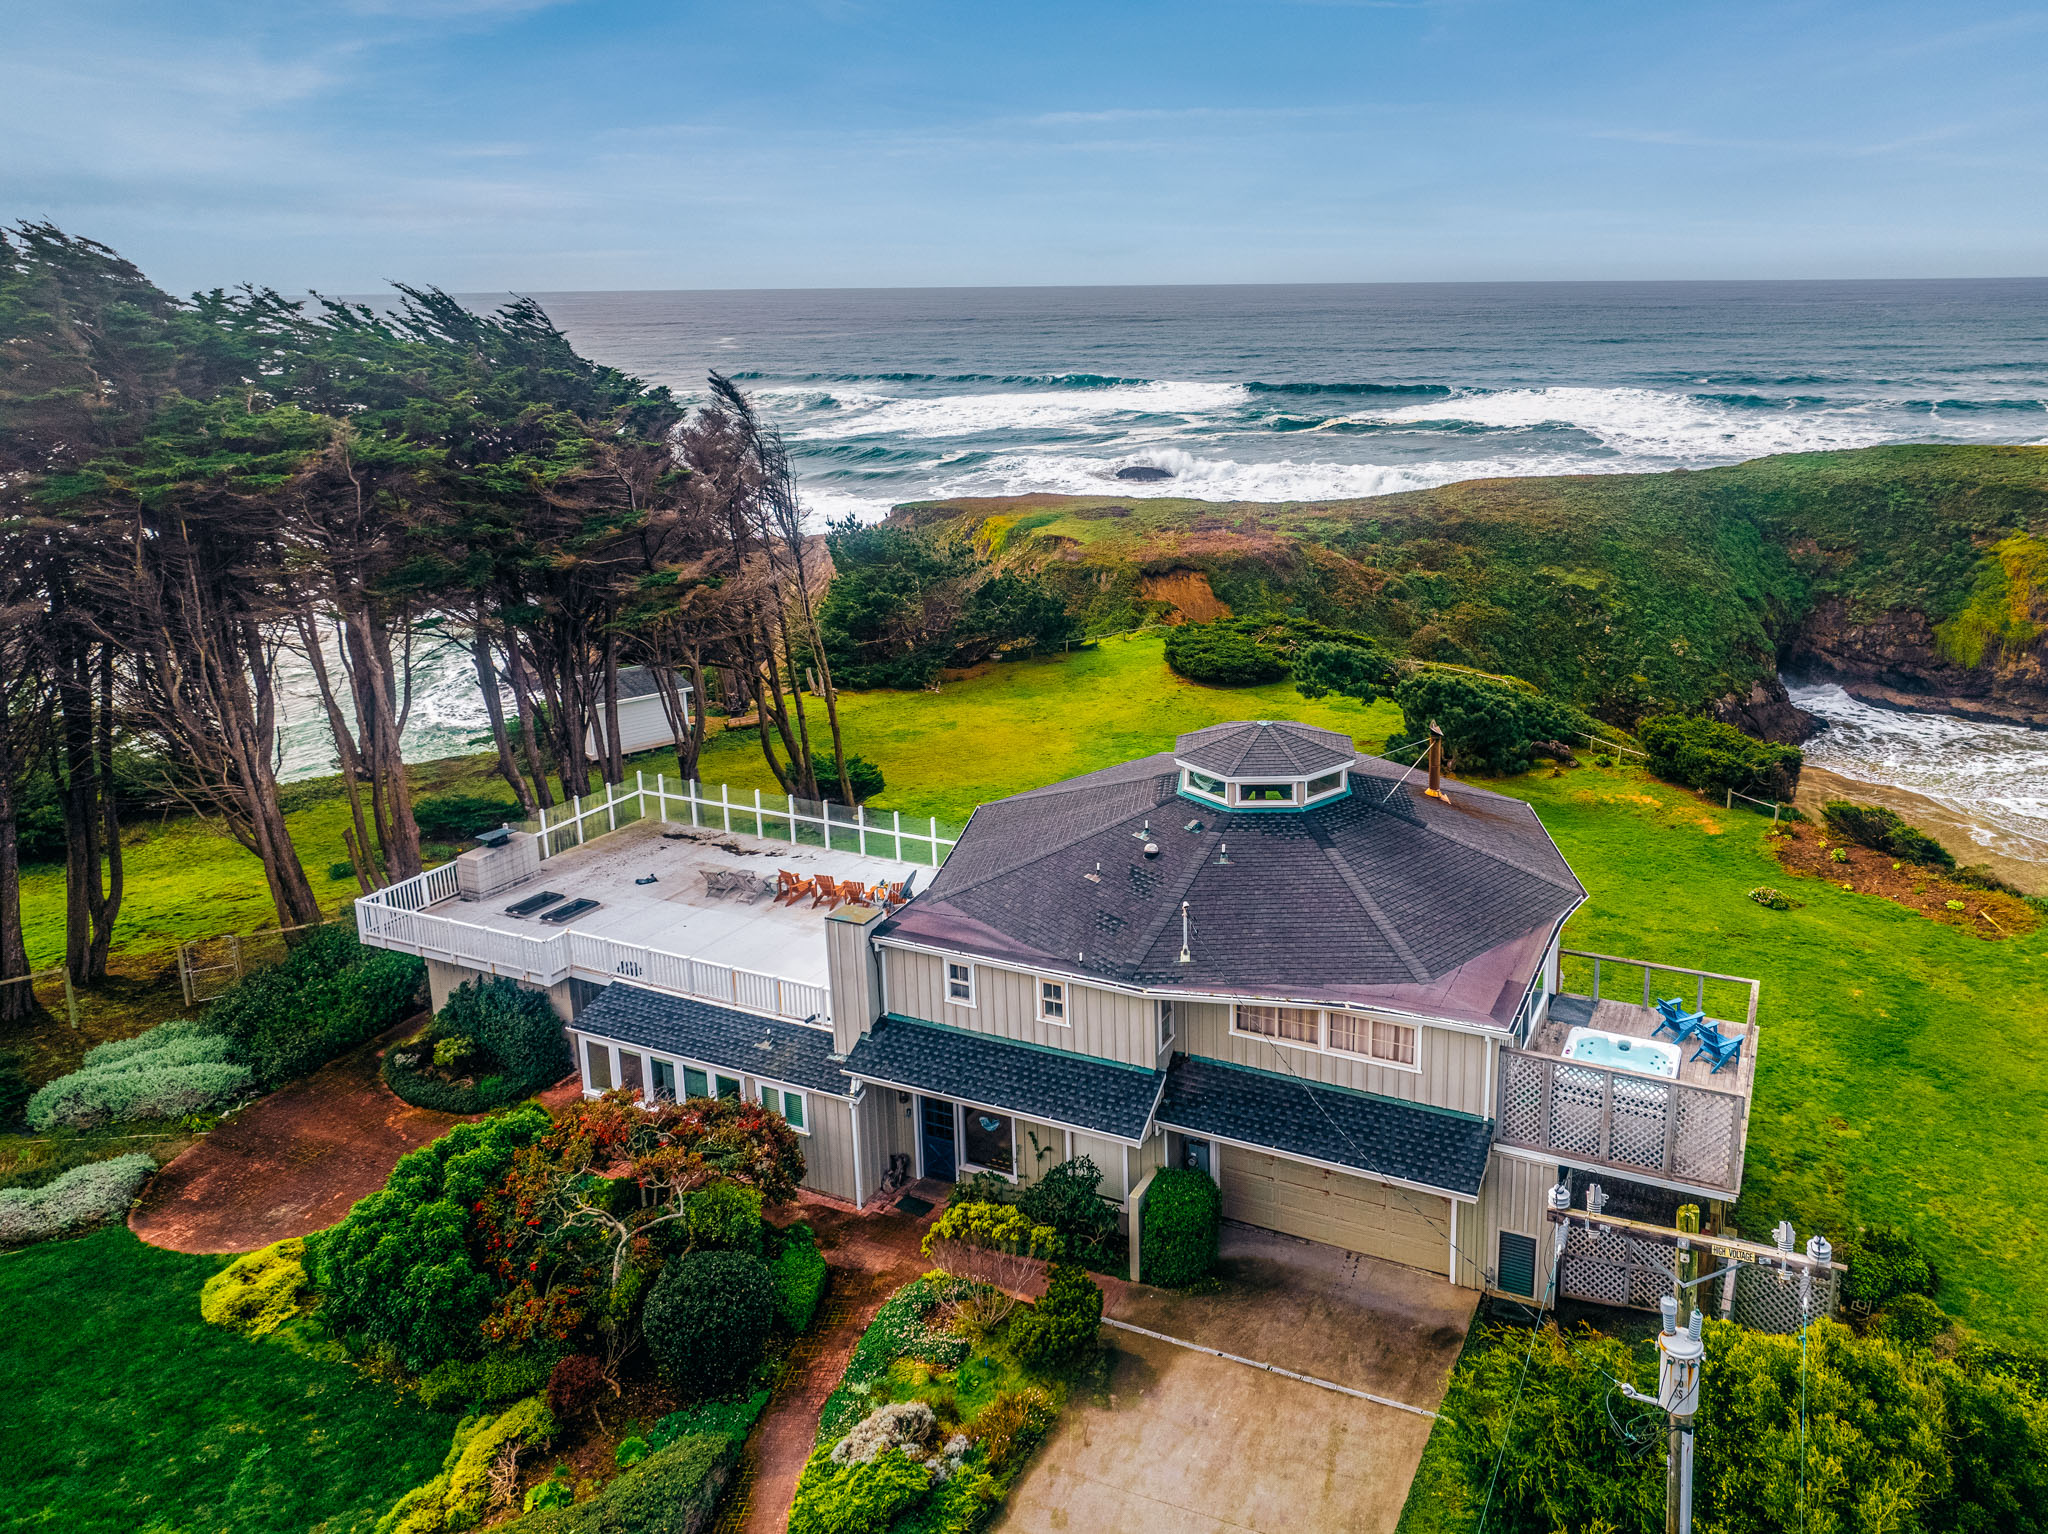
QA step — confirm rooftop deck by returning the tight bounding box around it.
[1496,951,1759,1201]
[358,806,923,1025]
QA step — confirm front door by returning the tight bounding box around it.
[919,1096,957,1182]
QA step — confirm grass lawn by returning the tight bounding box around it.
[0,1224,452,1534]
[16,632,2048,1341]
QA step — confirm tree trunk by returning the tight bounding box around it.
[297,612,385,888]
[506,646,556,809]
[89,646,122,979]
[601,636,626,786]
[473,629,536,815]
[0,741,33,1025]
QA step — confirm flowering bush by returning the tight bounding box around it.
[830,1401,937,1466]
[1747,886,1797,911]
[27,1020,251,1130]
[0,1153,155,1245]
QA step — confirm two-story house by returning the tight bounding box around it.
[368,719,1759,1300]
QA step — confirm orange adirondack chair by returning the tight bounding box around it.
[776,868,815,905]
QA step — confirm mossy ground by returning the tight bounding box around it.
[0,1224,451,1533]
[15,632,2048,1344]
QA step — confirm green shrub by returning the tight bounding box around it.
[1823,801,1956,870]
[305,1106,551,1372]
[643,1250,777,1397]
[205,923,424,1088]
[27,1048,252,1130]
[966,1388,1055,1475]
[1139,1167,1221,1287]
[524,1469,574,1513]
[200,1237,308,1337]
[816,1277,969,1443]
[370,1394,555,1534]
[1639,714,1803,800]
[1292,637,1402,704]
[769,1223,830,1333]
[1389,669,1593,776]
[787,1446,932,1534]
[685,1182,765,1255]
[614,1435,650,1468]
[413,793,518,844]
[647,1388,771,1452]
[1163,618,1288,685]
[1840,1223,1940,1311]
[0,1153,156,1246]
[438,977,571,1095]
[813,754,887,805]
[1878,1293,1949,1349]
[1009,1262,1103,1375]
[505,1433,736,1534]
[417,1346,560,1411]
[1747,885,1799,911]
[1017,1156,1120,1268]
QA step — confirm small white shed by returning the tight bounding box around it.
[585,666,694,759]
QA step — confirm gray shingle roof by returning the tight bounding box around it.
[881,728,1584,1026]
[1176,720,1356,778]
[1157,1053,1492,1198]
[843,1015,1162,1142]
[615,665,693,701]
[573,983,852,1097]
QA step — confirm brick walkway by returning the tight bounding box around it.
[716,1187,948,1534]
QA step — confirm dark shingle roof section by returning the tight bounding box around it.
[574,983,851,1097]
[614,665,693,700]
[1176,720,1355,778]
[1158,1053,1492,1197]
[885,726,1584,1026]
[844,1015,1161,1141]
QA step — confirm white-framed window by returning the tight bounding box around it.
[755,1080,809,1133]
[1307,769,1346,799]
[650,1058,678,1101]
[1182,768,1227,802]
[946,961,976,1006]
[1235,1003,1319,1044]
[1235,781,1294,804]
[583,1037,614,1091]
[1038,979,1068,1024]
[1158,999,1176,1052]
[1328,1010,1419,1068]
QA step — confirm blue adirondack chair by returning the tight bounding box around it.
[1652,998,1709,1043]
[1690,1026,1744,1074]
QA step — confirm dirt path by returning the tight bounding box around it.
[130,1018,475,1254]
[717,1191,945,1534]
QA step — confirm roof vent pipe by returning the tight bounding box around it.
[1178,901,1193,965]
[1426,720,1448,801]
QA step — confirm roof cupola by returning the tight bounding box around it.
[1172,720,1356,812]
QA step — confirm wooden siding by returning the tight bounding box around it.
[883,948,1156,1068]
[1473,1150,1557,1295]
[1175,1000,1494,1117]
[1220,1145,1451,1277]
[826,910,884,1053]
[1069,1130,1132,1203]
[1012,1117,1071,1189]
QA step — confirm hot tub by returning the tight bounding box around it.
[1562,1026,1679,1080]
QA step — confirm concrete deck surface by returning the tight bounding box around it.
[428,819,922,986]
[999,1225,1476,1534]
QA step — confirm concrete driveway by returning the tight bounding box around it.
[994,1224,1477,1534]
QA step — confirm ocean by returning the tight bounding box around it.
[280,280,2048,871]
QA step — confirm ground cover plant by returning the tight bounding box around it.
[0,1148,154,1244]
[25,1017,251,1129]
[0,1223,451,1533]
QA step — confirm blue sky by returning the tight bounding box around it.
[4,0,2045,292]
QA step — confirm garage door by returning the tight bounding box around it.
[1220,1145,1451,1275]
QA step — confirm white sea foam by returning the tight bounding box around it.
[1356,386,1924,462]
[1788,680,2048,858]
[783,380,1247,441]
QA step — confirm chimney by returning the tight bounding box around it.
[1425,720,1448,800]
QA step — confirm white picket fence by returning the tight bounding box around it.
[353,772,945,1028]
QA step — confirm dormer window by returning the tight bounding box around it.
[1306,770,1346,800]
[1235,782,1294,804]
[1183,769,1227,802]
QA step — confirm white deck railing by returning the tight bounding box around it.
[535,771,958,866]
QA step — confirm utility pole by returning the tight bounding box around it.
[1623,1295,1704,1534]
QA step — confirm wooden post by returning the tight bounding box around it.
[657,773,667,822]
[61,969,78,1030]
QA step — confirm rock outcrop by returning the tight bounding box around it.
[1785,597,2048,731]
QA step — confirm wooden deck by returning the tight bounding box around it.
[1534,993,1757,1099]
